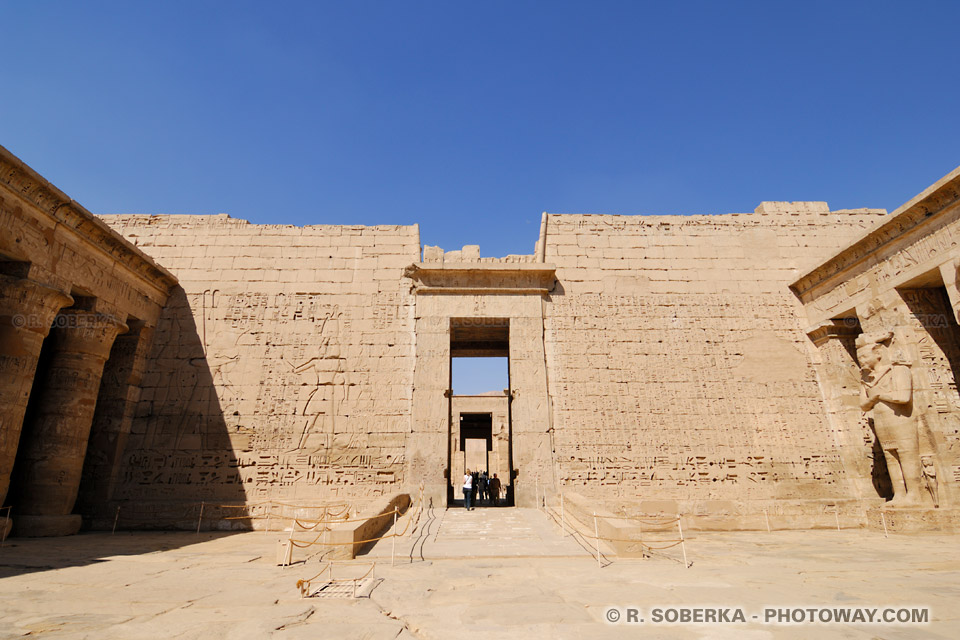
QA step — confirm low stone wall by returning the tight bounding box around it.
[561,492,645,558]
[327,493,411,559]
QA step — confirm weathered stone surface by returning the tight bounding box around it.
[0,275,72,514]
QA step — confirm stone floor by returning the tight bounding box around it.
[0,507,957,639]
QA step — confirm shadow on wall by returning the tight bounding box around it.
[869,429,894,500]
[78,286,248,532]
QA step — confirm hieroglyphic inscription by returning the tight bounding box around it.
[101,217,419,505]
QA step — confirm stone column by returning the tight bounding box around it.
[807,321,882,501]
[76,324,155,523]
[13,308,127,537]
[0,274,73,538]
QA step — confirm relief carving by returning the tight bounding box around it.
[856,331,928,507]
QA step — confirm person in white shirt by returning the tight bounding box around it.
[463,470,474,510]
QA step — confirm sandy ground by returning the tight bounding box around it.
[0,506,957,639]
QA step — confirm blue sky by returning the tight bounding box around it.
[3,1,959,261]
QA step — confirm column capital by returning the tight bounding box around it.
[0,274,73,336]
[806,320,860,347]
[49,309,128,359]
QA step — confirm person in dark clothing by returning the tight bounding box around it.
[471,471,479,507]
[488,473,502,506]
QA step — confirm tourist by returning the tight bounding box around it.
[489,474,501,506]
[463,469,473,510]
[471,471,479,507]
[478,471,487,504]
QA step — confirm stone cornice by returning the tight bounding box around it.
[790,165,960,302]
[404,262,557,295]
[0,145,178,297]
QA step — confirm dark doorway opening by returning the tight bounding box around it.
[460,413,492,474]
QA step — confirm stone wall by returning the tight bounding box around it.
[540,204,889,519]
[97,214,418,522]
[98,202,899,526]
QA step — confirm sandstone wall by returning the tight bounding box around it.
[541,205,888,518]
[97,214,418,522]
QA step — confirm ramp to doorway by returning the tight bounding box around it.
[362,508,584,560]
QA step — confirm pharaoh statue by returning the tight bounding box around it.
[856,330,925,507]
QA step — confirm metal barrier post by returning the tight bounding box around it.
[764,508,771,532]
[678,515,689,569]
[391,509,397,567]
[560,493,566,535]
[196,501,205,534]
[112,506,121,535]
[593,513,601,569]
[880,511,889,537]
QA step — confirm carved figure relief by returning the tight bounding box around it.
[856,331,926,507]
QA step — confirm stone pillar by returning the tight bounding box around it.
[807,321,883,502]
[13,308,127,537]
[76,324,155,523]
[0,274,73,538]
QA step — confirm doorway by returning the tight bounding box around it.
[448,318,513,507]
[460,413,492,474]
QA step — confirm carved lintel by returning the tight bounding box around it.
[406,262,557,296]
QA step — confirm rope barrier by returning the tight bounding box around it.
[543,500,690,562]
[287,499,422,549]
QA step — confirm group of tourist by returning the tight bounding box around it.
[461,470,502,510]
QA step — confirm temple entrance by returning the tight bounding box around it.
[407,260,556,508]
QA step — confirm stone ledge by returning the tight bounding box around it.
[562,492,646,558]
[327,493,411,560]
[865,506,960,533]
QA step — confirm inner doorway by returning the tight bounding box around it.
[460,413,492,473]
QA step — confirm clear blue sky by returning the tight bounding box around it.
[3,1,959,259]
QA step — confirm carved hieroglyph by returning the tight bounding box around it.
[541,207,887,512]
[97,215,419,513]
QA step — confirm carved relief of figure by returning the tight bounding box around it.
[281,308,347,453]
[921,455,939,508]
[856,331,925,507]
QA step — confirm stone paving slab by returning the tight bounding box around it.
[0,507,957,639]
